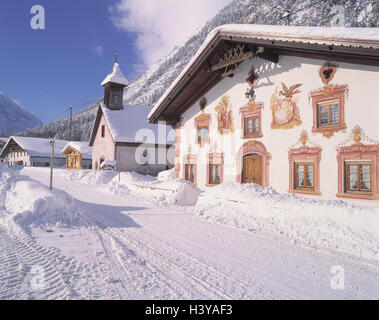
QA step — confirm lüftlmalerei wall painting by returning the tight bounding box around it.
[271,82,303,129]
[215,95,234,134]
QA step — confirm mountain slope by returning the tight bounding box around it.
[0,92,42,136]
[19,0,379,141]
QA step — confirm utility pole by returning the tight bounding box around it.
[69,105,72,141]
[49,138,55,190]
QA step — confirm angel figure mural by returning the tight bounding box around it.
[270,82,303,129]
[215,95,234,134]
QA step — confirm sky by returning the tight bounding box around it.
[0,0,232,123]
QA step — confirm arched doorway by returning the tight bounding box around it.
[242,153,262,185]
[236,140,271,187]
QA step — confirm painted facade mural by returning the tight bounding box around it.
[215,95,234,134]
[270,82,303,129]
[319,62,338,85]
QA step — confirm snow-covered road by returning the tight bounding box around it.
[2,167,378,299]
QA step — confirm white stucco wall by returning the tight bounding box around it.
[4,151,66,167]
[116,144,172,176]
[179,55,379,201]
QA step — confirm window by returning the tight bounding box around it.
[240,101,263,139]
[198,125,209,145]
[194,113,211,146]
[345,162,371,193]
[185,164,195,183]
[244,116,260,136]
[294,162,314,190]
[183,154,197,184]
[336,140,379,200]
[288,144,321,195]
[206,152,224,187]
[209,164,221,185]
[310,85,347,138]
[318,100,340,127]
[101,125,105,138]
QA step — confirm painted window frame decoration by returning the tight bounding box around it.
[194,113,211,147]
[270,82,303,130]
[288,131,322,195]
[310,84,348,139]
[215,95,234,135]
[206,152,224,187]
[183,152,197,185]
[336,127,379,200]
[240,100,263,139]
[174,118,182,179]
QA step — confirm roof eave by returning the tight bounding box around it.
[148,29,379,124]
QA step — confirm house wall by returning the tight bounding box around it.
[178,55,379,201]
[116,144,172,176]
[92,113,116,170]
[4,151,31,166]
[4,151,66,167]
[82,159,92,169]
[30,157,66,167]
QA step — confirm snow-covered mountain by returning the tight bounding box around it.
[19,0,379,141]
[0,92,42,136]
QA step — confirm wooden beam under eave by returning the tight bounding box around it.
[162,72,222,120]
[257,50,279,63]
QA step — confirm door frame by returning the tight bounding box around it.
[242,153,263,185]
[236,140,271,187]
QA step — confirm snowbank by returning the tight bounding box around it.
[195,182,379,263]
[157,168,175,181]
[79,170,118,185]
[49,168,201,206]
[107,171,201,206]
[1,165,89,228]
[5,180,89,228]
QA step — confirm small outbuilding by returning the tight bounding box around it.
[0,136,68,167]
[61,141,92,170]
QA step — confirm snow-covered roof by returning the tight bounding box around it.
[61,141,92,159]
[148,24,379,121]
[99,103,174,144]
[101,62,129,87]
[0,136,69,158]
[0,137,8,144]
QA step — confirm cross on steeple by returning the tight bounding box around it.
[114,51,118,63]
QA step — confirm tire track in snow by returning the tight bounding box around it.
[107,228,234,299]
[0,225,73,299]
[101,230,194,299]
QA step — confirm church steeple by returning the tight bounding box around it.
[101,53,128,110]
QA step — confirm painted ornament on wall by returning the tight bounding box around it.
[319,62,338,85]
[270,82,303,129]
[215,95,234,134]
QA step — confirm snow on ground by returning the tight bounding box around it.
[52,168,201,206]
[194,182,379,264]
[1,165,379,299]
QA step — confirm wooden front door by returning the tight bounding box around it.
[243,155,262,185]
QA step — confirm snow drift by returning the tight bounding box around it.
[107,171,201,206]
[51,168,202,206]
[195,182,379,263]
[5,180,88,228]
[1,165,88,228]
